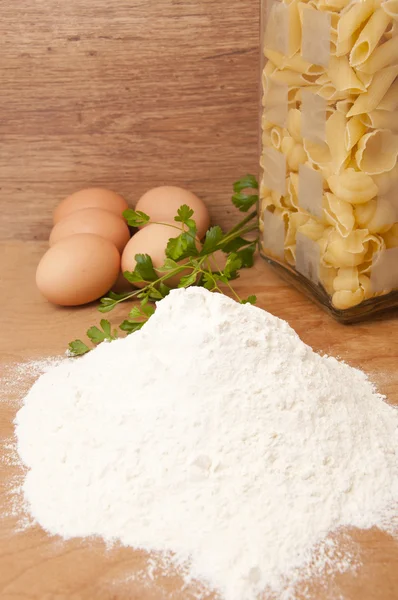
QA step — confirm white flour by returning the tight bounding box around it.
[14,288,398,600]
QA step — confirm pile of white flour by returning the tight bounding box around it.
[14,288,398,600]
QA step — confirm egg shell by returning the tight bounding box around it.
[36,233,120,306]
[54,188,129,224]
[49,208,130,253]
[121,223,197,288]
[135,186,210,238]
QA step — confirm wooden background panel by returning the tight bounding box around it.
[0,0,259,241]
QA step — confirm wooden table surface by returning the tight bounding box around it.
[0,241,397,600]
[0,0,258,242]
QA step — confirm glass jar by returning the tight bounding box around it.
[259,0,398,322]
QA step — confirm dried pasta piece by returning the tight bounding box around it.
[349,9,391,68]
[355,198,396,233]
[332,288,365,309]
[323,229,370,268]
[319,264,338,295]
[382,0,398,19]
[281,135,307,171]
[355,129,398,175]
[328,55,366,93]
[326,111,351,174]
[355,200,377,228]
[324,192,355,236]
[377,78,398,111]
[337,0,374,46]
[321,0,351,10]
[287,108,302,142]
[355,70,373,89]
[264,60,277,77]
[263,48,323,74]
[373,164,398,196]
[357,36,398,75]
[285,211,310,246]
[345,116,367,151]
[347,65,398,117]
[359,274,372,299]
[286,175,300,209]
[384,19,398,38]
[270,127,284,149]
[327,169,378,203]
[336,98,356,115]
[332,266,360,292]
[361,110,398,132]
[382,223,398,248]
[297,219,326,241]
[271,69,319,86]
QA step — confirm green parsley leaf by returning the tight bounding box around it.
[68,340,90,356]
[119,320,145,334]
[224,253,243,279]
[157,258,180,272]
[201,226,224,255]
[222,236,252,253]
[236,242,257,268]
[178,272,198,288]
[134,254,158,282]
[166,229,199,261]
[233,174,259,193]
[100,319,112,339]
[232,191,258,213]
[123,209,150,227]
[174,204,195,229]
[86,326,106,344]
[241,295,257,305]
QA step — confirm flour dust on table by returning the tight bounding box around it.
[14,288,398,600]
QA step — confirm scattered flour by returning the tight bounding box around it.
[12,288,398,600]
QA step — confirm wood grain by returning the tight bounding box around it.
[0,0,259,241]
[0,241,398,600]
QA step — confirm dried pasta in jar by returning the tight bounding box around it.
[260,0,398,320]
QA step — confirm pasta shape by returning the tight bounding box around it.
[327,168,378,203]
[328,55,366,93]
[381,0,398,19]
[264,48,322,74]
[337,0,374,46]
[357,35,398,75]
[349,8,390,67]
[336,98,356,115]
[333,266,360,292]
[326,110,350,173]
[355,129,398,175]
[382,223,398,248]
[345,116,366,151]
[287,108,302,142]
[360,110,398,132]
[324,192,355,236]
[347,65,398,117]
[384,19,398,38]
[281,135,307,170]
[285,211,310,246]
[355,198,396,233]
[332,288,365,309]
[271,69,319,86]
[323,229,371,268]
[377,79,398,111]
[297,219,326,240]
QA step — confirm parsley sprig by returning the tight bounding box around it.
[69,175,259,355]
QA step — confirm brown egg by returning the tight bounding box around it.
[36,234,120,306]
[121,223,198,288]
[54,188,129,224]
[135,186,210,239]
[49,208,130,253]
